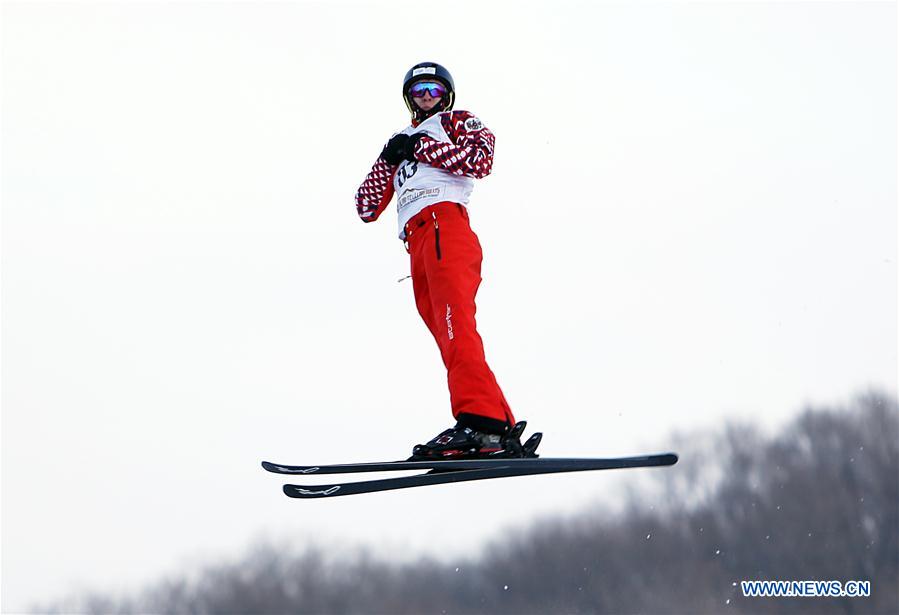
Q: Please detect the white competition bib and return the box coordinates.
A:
[393,113,475,238]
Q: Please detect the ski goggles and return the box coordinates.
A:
[408,81,447,98]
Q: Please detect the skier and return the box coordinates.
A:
[355,62,524,460]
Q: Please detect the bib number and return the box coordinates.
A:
[396,160,418,188]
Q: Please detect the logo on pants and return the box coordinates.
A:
[445,304,455,341]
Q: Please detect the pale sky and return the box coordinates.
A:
[2,0,896,610]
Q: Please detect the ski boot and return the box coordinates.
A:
[409,419,543,460]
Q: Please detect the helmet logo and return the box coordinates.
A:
[412,66,437,77]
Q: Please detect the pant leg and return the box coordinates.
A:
[410,230,442,347]
[409,203,515,426]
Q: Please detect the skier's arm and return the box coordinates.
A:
[410,111,495,179]
[355,157,397,222]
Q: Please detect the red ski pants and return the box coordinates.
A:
[405,202,515,426]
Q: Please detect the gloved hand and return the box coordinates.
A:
[403,132,430,161]
[380,134,410,165]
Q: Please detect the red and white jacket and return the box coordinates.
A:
[355,110,496,238]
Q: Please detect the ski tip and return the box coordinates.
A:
[659,452,679,466]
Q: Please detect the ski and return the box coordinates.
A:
[275,453,678,499]
[262,453,673,476]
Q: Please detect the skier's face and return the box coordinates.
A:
[409,81,444,112]
[412,91,441,112]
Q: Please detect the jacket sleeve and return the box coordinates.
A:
[355,156,397,222]
[411,111,495,179]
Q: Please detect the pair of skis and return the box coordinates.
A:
[262,453,679,499]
